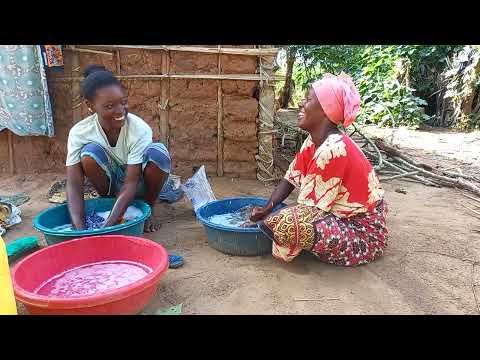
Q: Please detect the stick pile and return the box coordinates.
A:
[349,125,480,197]
[274,118,480,201]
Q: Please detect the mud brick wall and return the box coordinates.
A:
[0,46,260,179]
[0,131,9,173]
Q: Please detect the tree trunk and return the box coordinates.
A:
[279,48,296,109]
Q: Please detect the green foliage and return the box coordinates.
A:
[356,45,428,128]
[289,45,366,86]
[285,45,462,128]
[438,46,480,130]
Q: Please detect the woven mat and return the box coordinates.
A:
[0,193,30,207]
[47,179,99,204]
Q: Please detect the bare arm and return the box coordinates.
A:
[250,179,295,222]
[102,164,142,228]
[268,179,295,208]
[66,164,86,230]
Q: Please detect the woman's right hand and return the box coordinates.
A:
[249,180,294,223]
[249,201,274,222]
[66,164,87,231]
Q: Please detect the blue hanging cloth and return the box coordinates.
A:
[0,45,54,137]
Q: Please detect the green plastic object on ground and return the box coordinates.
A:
[155,303,183,315]
[6,236,39,261]
[0,193,30,207]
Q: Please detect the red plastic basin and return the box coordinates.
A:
[11,235,168,315]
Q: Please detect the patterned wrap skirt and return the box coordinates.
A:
[258,200,388,266]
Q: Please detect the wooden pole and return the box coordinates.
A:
[7,130,14,175]
[64,47,114,57]
[217,46,224,177]
[256,46,276,182]
[49,73,285,82]
[159,50,170,146]
[81,45,280,57]
[71,46,82,124]
[115,50,121,75]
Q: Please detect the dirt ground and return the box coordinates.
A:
[277,109,480,170]
[2,166,480,315]
[361,125,480,167]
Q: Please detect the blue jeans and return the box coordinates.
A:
[80,142,182,203]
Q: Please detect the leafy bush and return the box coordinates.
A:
[283,45,461,128]
[436,45,480,130]
[356,46,429,128]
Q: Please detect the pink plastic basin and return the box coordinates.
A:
[12,235,168,315]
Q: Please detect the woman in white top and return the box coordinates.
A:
[66,65,172,233]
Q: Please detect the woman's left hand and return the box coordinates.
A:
[249,201,274,222]
[240,220,258,228]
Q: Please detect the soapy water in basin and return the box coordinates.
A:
[53,206,143,232]
[207,205,257,228]
[34,261,152,298]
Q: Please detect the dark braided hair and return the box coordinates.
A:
[81,64,121,101]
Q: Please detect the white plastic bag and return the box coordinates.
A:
[181,165,216,214]
[0,202,22,227]
[158,174,184,203]
[0,201,21,236]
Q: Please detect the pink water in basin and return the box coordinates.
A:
[34,261,153,298]
[12,235,168,315]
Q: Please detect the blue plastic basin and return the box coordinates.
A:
[33,198,151,246]
[197,197,286,256]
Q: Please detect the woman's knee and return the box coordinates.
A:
[80,143,109,165]
[80,143,111,175]
[80,155,98,171]
[143,143,171,174]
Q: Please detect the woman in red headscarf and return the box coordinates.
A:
[250,73,388,266]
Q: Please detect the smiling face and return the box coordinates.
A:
[86,84,128,131]
[298,87,329,132]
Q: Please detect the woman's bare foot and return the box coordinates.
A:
[144,215,162,233]
[144,204,162,233]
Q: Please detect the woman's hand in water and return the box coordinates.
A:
[249,201,274,222]
[240,220,258,228]
[249,180,294,223]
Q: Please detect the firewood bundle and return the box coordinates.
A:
[349,125,479,196]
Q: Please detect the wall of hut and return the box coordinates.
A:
[0,45,277,180]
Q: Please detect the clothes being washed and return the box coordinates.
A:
[54,206,143,232]
[208,205,256,228]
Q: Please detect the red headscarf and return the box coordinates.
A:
[312,72,361,128]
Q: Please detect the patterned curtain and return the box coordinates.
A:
[0,45,54,137]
